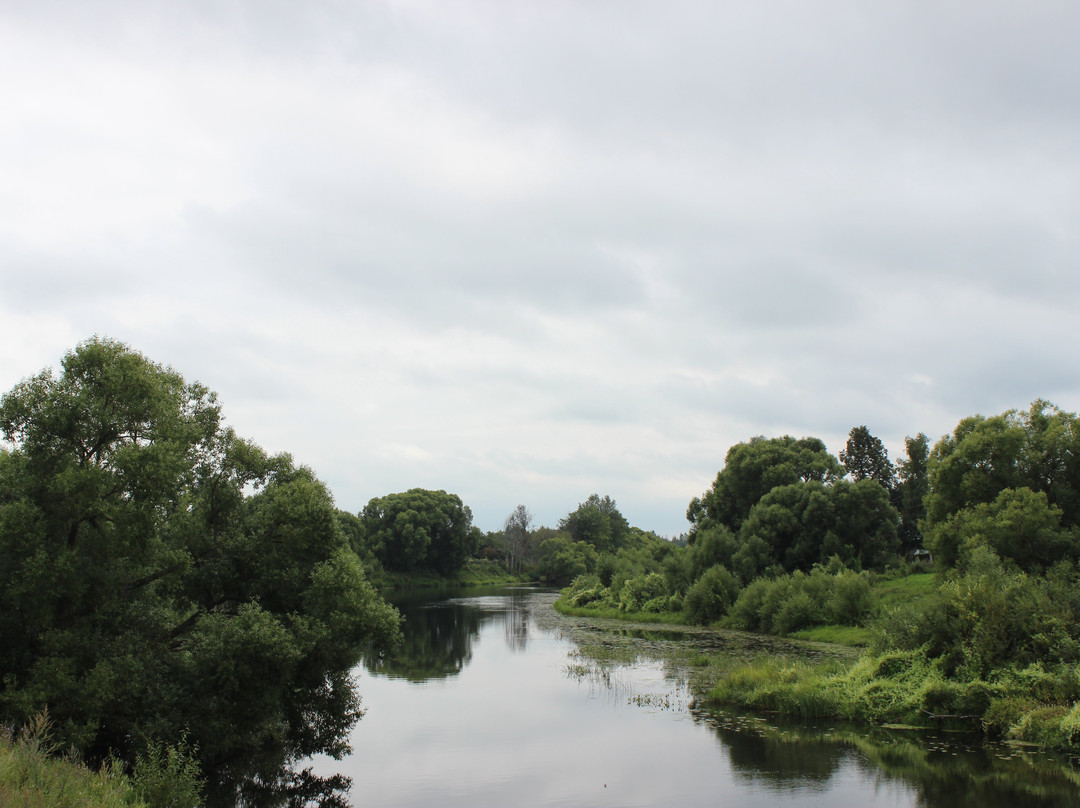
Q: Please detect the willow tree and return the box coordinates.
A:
[0,338,399,788]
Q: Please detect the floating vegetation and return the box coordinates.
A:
[540,588,1080,805]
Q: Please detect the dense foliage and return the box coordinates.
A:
[7,337,1080,768]
[687,436,843,534]
[925,400,1080,533]
[0,339,400,795]
[359,488,479,576]
[558,494,631,553]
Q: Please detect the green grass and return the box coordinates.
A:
[553,599,689,625]
[0,713,204,808]
[0,716,145,808]
[784,572,938,647]
[873,572,937,610]
[788,624,873,646]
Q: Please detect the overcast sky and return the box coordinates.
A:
[2,0,1078,537]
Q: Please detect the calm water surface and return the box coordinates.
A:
[308,587,1080,807]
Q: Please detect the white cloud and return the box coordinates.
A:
[2,0,1079,535]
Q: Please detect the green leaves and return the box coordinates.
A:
[689,435,844,535]
[360,489,476,575]
[925,400,1080,568]
[0,338,399,787]
[840,426,894,489]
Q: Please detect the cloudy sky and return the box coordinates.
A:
[2,1,1078,537]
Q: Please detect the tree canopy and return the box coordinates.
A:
[360,488,478,575]
[840,425,894,490]
[894,433,929,550]
[0,338,400,790]
[734,478,900,578]
[687,435,844,535]
[558,494,630,553]
[926,401,1080,538]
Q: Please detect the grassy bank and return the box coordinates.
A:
[555,569,938,647]
[557,568,1080,753]
[0,714,203,808]
[553,599,689,625]
[698,648,1080,751]
[375,558,529,590]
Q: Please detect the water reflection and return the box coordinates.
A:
[696,712,1080,807]
[307,587,1080,808]
[204,668,362,807]
[362,587,534,680]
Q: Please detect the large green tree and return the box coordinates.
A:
[734,478,900,578]
[926,487,1080,572]
[0,339,399,787]
[359,488,477,575]
[558,494,630,553]
[839,425,894,490]
[926,401,1080,537]
[687,435,843,535]
[894,433,930,551]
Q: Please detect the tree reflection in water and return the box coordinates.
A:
[562,609,1080,808]
[696,711,1080,808]
[264,588,1080,808]
[363,587,534,681]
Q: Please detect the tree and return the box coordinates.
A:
[559,494,630,553]
[925,487,1080,572]
[925,401,1080,540]
[502,504,532,573]
[839,425,894,490]
[360,488,477,575]
[926,412,1027,527]
[687,435,843,535]
[535,532,597,585]
[894,433,929,551]
[735,479,900,577]
[0,338,400,785]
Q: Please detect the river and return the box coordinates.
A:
[306,586,1080,807]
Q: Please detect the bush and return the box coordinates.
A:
[618,573,668,613]
[724,565,868,635]
[726,578,772,632]
[825,569,874,625]
[563,574,611,608]
[877,547,1080,677]
[772,590,818,634]
[683,565,739,625]
[132,736,204,808]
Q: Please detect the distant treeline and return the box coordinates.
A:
[5,335,1080,805]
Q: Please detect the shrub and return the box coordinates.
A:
[725,578,772,632]
[618,573,668,612]
[683,565,739,625]
[724,565,867,635]
[824,570,874,625]
[772,590,818,634]
[877,547,1080,677]
[132,735,204,808]
[564,574,610,607]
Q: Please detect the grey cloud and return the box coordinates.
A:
[3,0,1080,538]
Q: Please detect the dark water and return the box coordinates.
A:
[306,587,1080,807]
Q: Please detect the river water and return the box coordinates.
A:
[307,586,1080,807]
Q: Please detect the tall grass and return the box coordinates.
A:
[703,648,1080,750]
[0,712,204,808]
[0,713,145,808]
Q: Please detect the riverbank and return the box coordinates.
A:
[549,585,1080,755]
[374,558,529,590]
[0,714,202,808]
